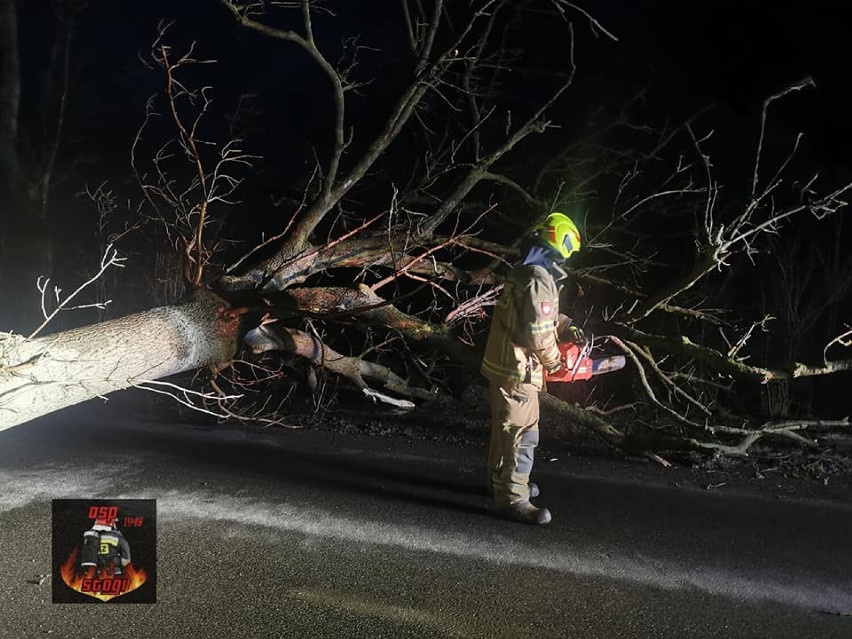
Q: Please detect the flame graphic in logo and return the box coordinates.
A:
[60,547,148,602]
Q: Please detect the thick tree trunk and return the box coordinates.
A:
[0,294,240,430]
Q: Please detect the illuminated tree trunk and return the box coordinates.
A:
[0,294,240,430]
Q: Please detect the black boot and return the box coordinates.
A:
[497,500,552,525]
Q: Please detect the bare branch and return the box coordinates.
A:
[243,323,434,408]
[548,1,619,41]
[28,245,126,340]
[751,77,815,197]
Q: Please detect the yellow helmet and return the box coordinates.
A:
[538,212,581,259]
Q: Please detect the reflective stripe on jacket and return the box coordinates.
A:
[480,264,562,389]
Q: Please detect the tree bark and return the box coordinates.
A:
[0,293,240,430]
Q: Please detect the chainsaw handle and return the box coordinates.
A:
[544,341,593,383]
[564,324,587,346]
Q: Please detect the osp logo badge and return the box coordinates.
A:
[52,499,157,604]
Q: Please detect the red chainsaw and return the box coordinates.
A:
[544,340,626,383]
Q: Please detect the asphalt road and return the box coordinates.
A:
[1,399,851,638]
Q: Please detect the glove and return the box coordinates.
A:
[545,359,563,375]
[565,324,586,345]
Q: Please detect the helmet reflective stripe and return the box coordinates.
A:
[547,227,558,245]
[564,227,580,255]
[538,212,581,259]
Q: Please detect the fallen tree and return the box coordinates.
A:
[1,1,850,460]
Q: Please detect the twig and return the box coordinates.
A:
[28,245,126,340]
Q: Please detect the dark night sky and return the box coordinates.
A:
[14,1,852,237]
[18,4,852,143]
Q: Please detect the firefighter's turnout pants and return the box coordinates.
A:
[487,380,540,506]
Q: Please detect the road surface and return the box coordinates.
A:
[1,398,851,638]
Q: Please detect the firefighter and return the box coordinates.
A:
[79,518,132,576]
[481,212,582,525]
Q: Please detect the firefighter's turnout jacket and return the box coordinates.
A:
[480,263,565,389]
[80,524,132,576]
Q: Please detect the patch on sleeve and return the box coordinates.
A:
[540,301,554,317]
